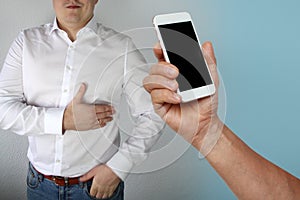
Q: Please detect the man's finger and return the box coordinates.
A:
[97,117,113,126]
[94,105,114,114]
[79,167,96,182]
[101,192,109,199]
[153,43,165,62]
[90,183,98,197]
[107,191,114,198]
[202,41,219,87]
[73,83,87,103]
[151,89,181,105]
[202,41,216,65]
[96,111,114,119]
[149,63,179,78]
[143,75,178,92]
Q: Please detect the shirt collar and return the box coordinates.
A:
[49,18,60,35]
[49,16,98,35]
[84,16,98,33]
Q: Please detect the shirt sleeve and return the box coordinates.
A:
[0,31,65,136]
[106,39,165,180]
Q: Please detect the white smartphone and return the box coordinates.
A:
[153,12,215,102]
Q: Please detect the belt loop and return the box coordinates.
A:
[64,177,69,186]
[38,173,44,182]
[79,178,84,188]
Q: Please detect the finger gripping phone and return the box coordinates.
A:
[153,12,215,102]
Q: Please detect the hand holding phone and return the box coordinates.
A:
[153,12,215,102]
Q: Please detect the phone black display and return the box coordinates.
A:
[158,21,212,92]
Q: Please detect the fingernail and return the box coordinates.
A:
[173,93,181,101]
[154,43,161,49]
[167,80,177,88]
[108,106,113,111]
[167,68,177,76]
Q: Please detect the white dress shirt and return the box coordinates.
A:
[0,17,163,180]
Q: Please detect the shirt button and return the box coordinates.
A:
[67,65,71,70]
[63,89,68,93]
[56,159,60,163]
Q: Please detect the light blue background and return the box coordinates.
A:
[1,0,300,199]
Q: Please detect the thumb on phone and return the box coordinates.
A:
[153,43,165,62]
[202,42,219,88]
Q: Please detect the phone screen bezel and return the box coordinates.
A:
[153,12,215,102]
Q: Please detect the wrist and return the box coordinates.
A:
[193,116,224,156]
[62,105,73,131]
[104,164,121,181]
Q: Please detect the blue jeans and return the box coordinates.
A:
[27,163,124,200]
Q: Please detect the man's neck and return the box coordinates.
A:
[57,16,93,42]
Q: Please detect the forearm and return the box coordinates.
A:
[0,98,64,136]
[206,124,300,199]
[107,112,163,180]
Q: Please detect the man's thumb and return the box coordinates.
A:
[153,42,165,62]
[80,167,96,182]
[73,83,86,103]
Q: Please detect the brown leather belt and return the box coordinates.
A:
[35,167,81,186]
[43,175,80,186]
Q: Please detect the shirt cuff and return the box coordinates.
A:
[106,151,134,181]
[44,107,65,135]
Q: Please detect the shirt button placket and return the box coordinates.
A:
[54,44,75,175]
[60,44,75,106]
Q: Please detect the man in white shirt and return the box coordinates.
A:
[0,0,163,199]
